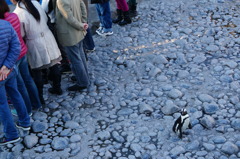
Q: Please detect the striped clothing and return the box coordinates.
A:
[4,12,27,60]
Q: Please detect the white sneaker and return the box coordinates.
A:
[97,30,113,36]
[96,27,103,35]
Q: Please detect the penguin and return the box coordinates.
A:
[172,108,192,138]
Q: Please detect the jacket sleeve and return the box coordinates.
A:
[3,26,21,69]
[80,0,87,23]
[57,0,85,31]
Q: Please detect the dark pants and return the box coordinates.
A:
[32,64,61,100]
[83,27,95,51]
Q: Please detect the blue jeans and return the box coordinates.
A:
[96,2,112,32]
[83,27,95,50]
[64,40,90,87]
[16,56,41,113]
[0,69,30,140]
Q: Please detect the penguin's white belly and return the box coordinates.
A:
[182,118,190,131]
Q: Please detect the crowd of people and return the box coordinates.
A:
[0,0,138,145]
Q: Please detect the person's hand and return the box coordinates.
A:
[0,65,10,81]
[83,23,88,30]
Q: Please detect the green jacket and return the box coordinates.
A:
[56,0,87,46]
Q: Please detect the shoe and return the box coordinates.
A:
[60,65,72,74]
[85,47,95,53]
[0,137,21,145]
[119,11,132,26]
[67,84,87,91]
[96,27,103,35]
[112,9,123,23]
[97,30,113,36]
[11,109,18,116]
[16,123,31,131]
[48,87,63,95]
[71,76,77,82]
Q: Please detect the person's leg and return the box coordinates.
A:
[98,2,113,35]
[31,69,45,105]
[6,70,30,128]
[16,62,32,115]
[83,27,95,51]
[48,64,62,95]
[128,0,137,17]
[116,0,129,12]
[0,73,19,141]
[65,41,90,90]
[19,56,42,110]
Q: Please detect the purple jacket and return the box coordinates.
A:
[0,20,20,69]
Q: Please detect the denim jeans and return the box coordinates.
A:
[95,2,112,32]
[83,27,95,51]
[64,40,90,87]
[16,56,41,113]
[0,69,30,140]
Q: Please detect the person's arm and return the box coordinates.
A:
[57,0,85,30]
[0,26,20,80]
[80,0,87,23]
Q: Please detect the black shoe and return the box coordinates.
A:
[119,11,132,26]
[60,65,72,74]
[112,9,123,23]
[71,76,77,82]
[48,87,63,95]
[0,137,21,145]
[67,84,87,91]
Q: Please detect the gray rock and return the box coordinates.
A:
[230,96,239,104]
[32,112,47,121]
[203,104,219,114]
[170,146,185,156]
[212,136,227,144]
[168,89,183,99]
[48,102,60,109]
[97,131,111,140]
[221,142,239,155]
[186,140,200,151]
[70,134,81,143]
[175,53,187,65]
[130,143,142,152]
[200,115,216,129]
[223,60,238,69]
[206,45,219,52]
[51,137,69,150]
[32,121,48,133]
[149,67,161,77]
[231,119,240,130]
[198,94,214,103]
[24,135,38,149]
[153,55,168,64]
[139,88,151,96]
[203,143,215,151]
[177,70,189,79]
[161,100,179,115]
[193,54,207,64]
[139,103,153,115]
[39,138,52,145]
[117,108,133,116]
[60,129,71,137]
[112,131,125,143]
[64,121,80,129]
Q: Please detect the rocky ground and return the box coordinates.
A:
[1,0,240,158]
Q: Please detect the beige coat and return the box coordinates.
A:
[14,0,61,69]
[56,0,87,47]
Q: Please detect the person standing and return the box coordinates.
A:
[91,0,113,36]
[11,0,63,104]
[112,0,131,26]
[0,19,30,145]
[56,0,90,91]
[0,0,42,115]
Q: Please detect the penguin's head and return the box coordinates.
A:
[181,108,188,116]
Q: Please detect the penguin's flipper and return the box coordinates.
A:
[188,123,192,129]
[172,117,181,132]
